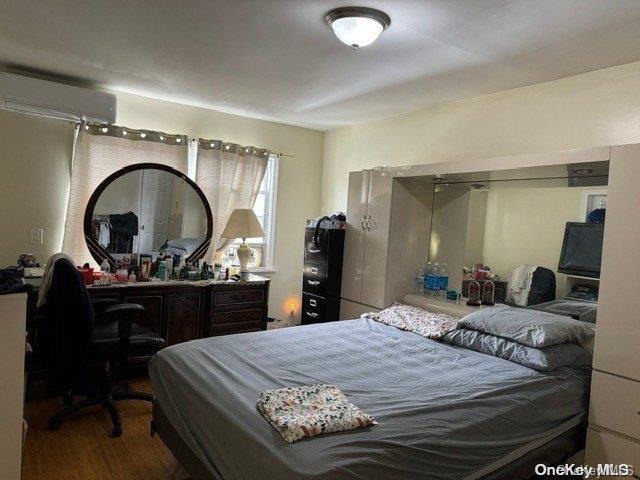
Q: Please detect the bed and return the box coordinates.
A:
[149,316,590,480]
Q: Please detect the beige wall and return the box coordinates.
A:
[323,60,640,213]
[0,92,324,323]
[481,186,592,297]
[93,170,141,217]
[0,111,73,266]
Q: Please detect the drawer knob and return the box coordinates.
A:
[306,312,318,317]
[307,280,320,286]
[308,249,321,254]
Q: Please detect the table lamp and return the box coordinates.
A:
[220,208,265,272]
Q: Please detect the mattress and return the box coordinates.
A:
[149,318,590,480]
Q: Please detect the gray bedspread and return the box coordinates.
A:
[149,319,590,480]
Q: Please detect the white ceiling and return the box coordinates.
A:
[3,0,640,130]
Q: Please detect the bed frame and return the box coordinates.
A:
[151,398,586,480]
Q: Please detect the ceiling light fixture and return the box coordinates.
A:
[324,6,391,51]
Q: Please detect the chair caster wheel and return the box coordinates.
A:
[48,420,61,431]
[111,425,122,437]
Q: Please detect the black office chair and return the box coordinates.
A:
[39,257,165,437]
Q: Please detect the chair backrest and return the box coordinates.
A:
[40,258,95,385]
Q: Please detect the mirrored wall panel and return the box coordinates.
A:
[427,161,608,320]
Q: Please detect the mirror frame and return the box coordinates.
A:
[84,163,213,268]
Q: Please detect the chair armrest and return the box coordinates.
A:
[92,298,121,323]
[105,303,145,341]
[105,303,145,315]
[91,297,120,308]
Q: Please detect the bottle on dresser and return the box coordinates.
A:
[424,262,433,295]
[432,263,441,295]
[439,263,449,297]
[416,267,425,294]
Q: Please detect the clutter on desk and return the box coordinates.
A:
[0,266,29,294]
[306,212,346,230]
[463,263,500,282]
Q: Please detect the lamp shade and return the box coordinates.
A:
[220,208,265,239]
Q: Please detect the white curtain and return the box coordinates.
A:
[61,125,188,265]
[196,140,269,260]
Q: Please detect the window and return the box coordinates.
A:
[220,154,279,271]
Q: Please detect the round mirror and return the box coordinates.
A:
[84,163,212,267]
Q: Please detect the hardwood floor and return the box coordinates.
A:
[22,378,188,480]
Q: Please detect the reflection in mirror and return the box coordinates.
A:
[91,169,207,258]
[428,162,608,321]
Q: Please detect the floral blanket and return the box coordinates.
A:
[362,303,460,339]
[257,384,375,443]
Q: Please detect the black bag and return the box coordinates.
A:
[527,267,556,306]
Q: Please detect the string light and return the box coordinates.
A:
[84,125,89,131]
[101,127,108,133]
[176,138,182,143]
[210,142,215,148]
[122,130,127,136]
[140,132,147,138]
[159,135,164,141]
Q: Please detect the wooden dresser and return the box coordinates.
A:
[585,145,640,472]
[26,275,269,376]
[88,276,269,344]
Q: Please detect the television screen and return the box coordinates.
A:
[558,222,604,278]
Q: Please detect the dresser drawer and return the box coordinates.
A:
[590,371,640,441]
[302,293,326,324]
[213,289,264,307]
[212,308,263,325]
[586,427,639,474]
[303,262,328,296]
[211,322,263,336]
[304,228,328,263]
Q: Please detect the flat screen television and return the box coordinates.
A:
[557,222,604,278]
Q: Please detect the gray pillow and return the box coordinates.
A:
[459,304,595,348]
[442,328,592,372]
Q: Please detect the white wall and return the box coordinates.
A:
[323,60,640,213]
[0,92,324,323]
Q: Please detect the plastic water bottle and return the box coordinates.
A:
[416,268,425,294]
[440,263,449,296]
[432,263,441,294]
[424,262,433,294]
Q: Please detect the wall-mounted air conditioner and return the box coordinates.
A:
[0,72,116,124]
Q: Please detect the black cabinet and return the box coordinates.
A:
[301,227,344,324]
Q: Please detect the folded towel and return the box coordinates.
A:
[257,384,375,443]
[362,302,459,339]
